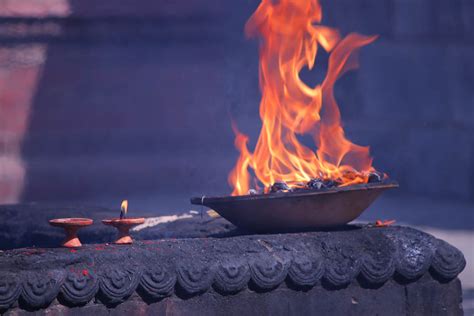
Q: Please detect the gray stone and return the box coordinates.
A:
[402,127,473,199]
[434,0,464,37]
[5,277,463,315]
[462,0,474,38]
[393,0,435,38]
[359,40,451,122]
[321,0,393,36]
[0,225,466,314]
[444,46,474,127]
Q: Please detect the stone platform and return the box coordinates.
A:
[0,225,466,315]
[0,203,235,250]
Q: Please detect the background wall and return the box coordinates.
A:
[0,0,473,208]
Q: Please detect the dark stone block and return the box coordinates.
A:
[406,275,463,316]
[359,41,450,122]
[67,0,231,19]
[26,277,457,316]
[393,0,436,38]
[22,152,235,201]
[462,0,474,38]
[401,127,472,199]
[343,123,474,201]
[321,0,393,36]
[445,46,474,127]
[0,203,235,250]
[0,222,466,314]
[434,0,464,37]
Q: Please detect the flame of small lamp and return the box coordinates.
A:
[120,200,128,219]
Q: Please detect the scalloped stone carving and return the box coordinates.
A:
[323,243,361,287]
[250,254,289,290]
[140,266,176,299]
[21,270,65,308]
[177,262,215,295]
[0,226,467,312]
[392,231,434,279]
[0,273,21,310]
[288,253,324,287]
[99,266,140,304]
[359,236,396,284]
[431,239,466,280]
[60,269,99,305]
[360,252,395,284]
[214,258,250,293]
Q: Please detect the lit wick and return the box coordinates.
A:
[120,200,128,219]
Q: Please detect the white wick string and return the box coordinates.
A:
[200,195,206,219]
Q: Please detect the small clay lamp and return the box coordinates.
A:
[48,218,93,248]
[102,200,145,244]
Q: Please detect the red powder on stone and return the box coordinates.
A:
[22,249,42,256]
[375,219,396,227]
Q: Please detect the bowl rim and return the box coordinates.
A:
[191,180,399,205]
[102,217,145,225]
[48,218,93,226]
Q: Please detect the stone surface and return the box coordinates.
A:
[434,0,464,38]
[0,225,466,314]
[321,0,394,36]
[393,0,435,38]
[4,276,464,316]
[0,203,235,250]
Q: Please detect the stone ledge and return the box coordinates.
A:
[0,226,466,312]
[4,275,465,315]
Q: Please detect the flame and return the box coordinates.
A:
[121,200,128,215]
[229,0,378,195]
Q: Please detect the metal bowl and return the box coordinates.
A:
[191,181,398,232]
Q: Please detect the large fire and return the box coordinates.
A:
[229,0,379,196]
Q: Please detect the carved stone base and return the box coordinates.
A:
[0,226,466,315]
[8,275,464,316]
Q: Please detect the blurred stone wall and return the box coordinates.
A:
[0,0,472,204]
[321,0,474,200]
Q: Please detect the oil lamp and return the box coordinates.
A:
[102,200,145,244]
[48,218,93,247]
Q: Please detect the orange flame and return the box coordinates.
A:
[229,0,378,196]
[121,200,128,215]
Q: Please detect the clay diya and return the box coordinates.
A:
[102,218,145,244]
[48,218,93,248]
[102,200,145,244]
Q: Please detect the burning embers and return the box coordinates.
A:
[229,0,385,196]
[258,170,385,194]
